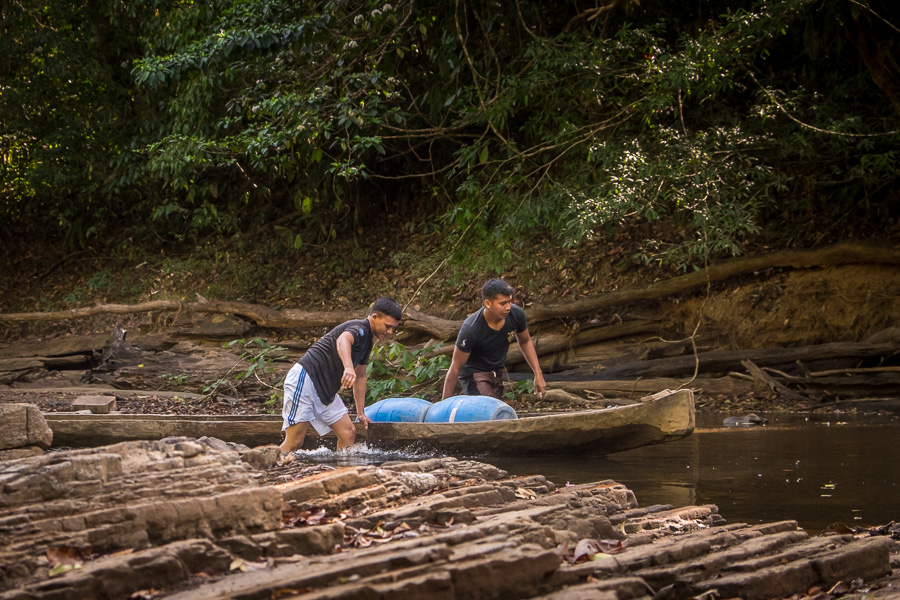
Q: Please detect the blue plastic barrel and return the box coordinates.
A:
[424,395,518,423]
[364,397,433,422]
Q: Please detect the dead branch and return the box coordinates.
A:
[741,359,808,402]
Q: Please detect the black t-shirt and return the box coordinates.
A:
[455,304,528,376]
[299,318,373,405]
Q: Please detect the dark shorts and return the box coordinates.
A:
[458,370,505,399]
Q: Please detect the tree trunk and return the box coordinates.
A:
[573,336,900,380]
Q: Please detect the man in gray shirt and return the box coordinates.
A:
[441,279,546,400]
[281,297,402,453]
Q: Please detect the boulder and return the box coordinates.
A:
[0,404,52,450]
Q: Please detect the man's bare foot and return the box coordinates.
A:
[278,451,297,465]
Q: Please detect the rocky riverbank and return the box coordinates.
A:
[1,422,898,600]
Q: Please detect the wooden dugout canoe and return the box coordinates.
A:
[43,412,283,449]
[365,388,694,455]
[43,388,694,456]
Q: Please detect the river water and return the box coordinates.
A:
[487,412,900,533]
[300,411,900,533]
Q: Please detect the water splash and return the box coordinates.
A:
[289,443,442,466]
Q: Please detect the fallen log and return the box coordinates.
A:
[0,355,93,371]
[0,355,94,386]
[424,319,661,363]
[527,240,900,323]
[529,338,704,373]
[802,397,900,412]
[808,366,900,377]
[0,333,109,360]
[728,372,900,397]
[0,300,461,340]
[513,319,661,363]
[581,338,900,380]
[544,376,760,397]
[3,241,898,340]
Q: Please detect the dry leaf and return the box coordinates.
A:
[46,546,88,566]
[572,539,603,563]
[514,487,537,499]
[826,522,855,534]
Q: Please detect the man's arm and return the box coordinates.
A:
[515,329,546,397]
[336,331,358,389]
[441,346,470,400]
[352,363,370,428]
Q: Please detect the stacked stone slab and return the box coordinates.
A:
[0,439,895,600]
[0,404,53,460]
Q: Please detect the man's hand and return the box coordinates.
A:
[341,366,357,388]
[357,413,372,429]
[534,373,547,399]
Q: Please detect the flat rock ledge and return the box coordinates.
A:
[0,439,896,600]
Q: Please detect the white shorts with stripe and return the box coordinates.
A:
[282,363,348,435]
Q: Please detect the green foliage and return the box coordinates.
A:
[63,288,88,306]
[0,0,158,245]
[204,337,288,398]
[2,0,899,270]
[161,373,190,387]
[87,270,114,291]
[439,0,900,269]
[365,342,450,404]
[231,337,288,381]
[504,380,535,402]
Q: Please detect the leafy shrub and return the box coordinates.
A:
[365,342,450,404]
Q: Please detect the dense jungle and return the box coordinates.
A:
[1,0,899,413]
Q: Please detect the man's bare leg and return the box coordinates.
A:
[280,422,309,453]
[330,414,357,449]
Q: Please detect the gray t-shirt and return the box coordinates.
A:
[455,304,528,376]
[299,319,373,404]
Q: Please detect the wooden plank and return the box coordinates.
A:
[44,415,285,448]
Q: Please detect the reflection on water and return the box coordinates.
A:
[293,413,899,533]
[488,413,900,533]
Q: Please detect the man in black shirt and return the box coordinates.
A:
[280,297,402,453]
[441,279,546,400]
